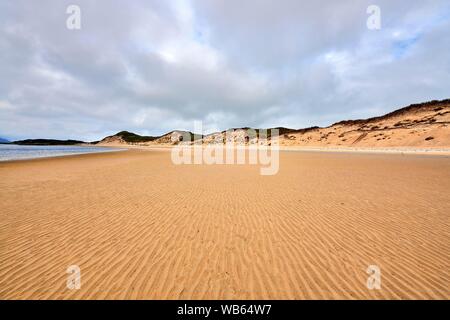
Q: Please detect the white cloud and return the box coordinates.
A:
[0,0,449,140]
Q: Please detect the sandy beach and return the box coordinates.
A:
[0,149,449,299]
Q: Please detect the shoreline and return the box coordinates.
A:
[2,143,450,164]
[95,143,450,156]
[278,146,450,156]
[0,144,126,163]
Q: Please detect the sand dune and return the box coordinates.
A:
[278,100,450,148]
[96,99,450,150]
[0,150,449,299]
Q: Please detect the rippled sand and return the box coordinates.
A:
[0,149,449,299]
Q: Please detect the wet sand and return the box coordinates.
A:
[0,149,449,299]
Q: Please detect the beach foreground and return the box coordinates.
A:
[0,149,449,299]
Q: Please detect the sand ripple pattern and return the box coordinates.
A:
[0,150,449,299]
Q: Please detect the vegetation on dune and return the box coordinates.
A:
[188,132,204,141]
[112,131,158,143]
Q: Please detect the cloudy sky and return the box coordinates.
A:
[1,0,449,141]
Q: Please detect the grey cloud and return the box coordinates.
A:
[0,0,449,141]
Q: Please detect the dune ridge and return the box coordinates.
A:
[95,99,450,149]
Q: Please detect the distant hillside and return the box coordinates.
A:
[96,99,449,148]
[0,137,10,143]
[96,130,203,145]
[96,131,158,145]
[13,139,85,146]
[153,130,202,144]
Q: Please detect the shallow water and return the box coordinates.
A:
[0,144,123,161]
